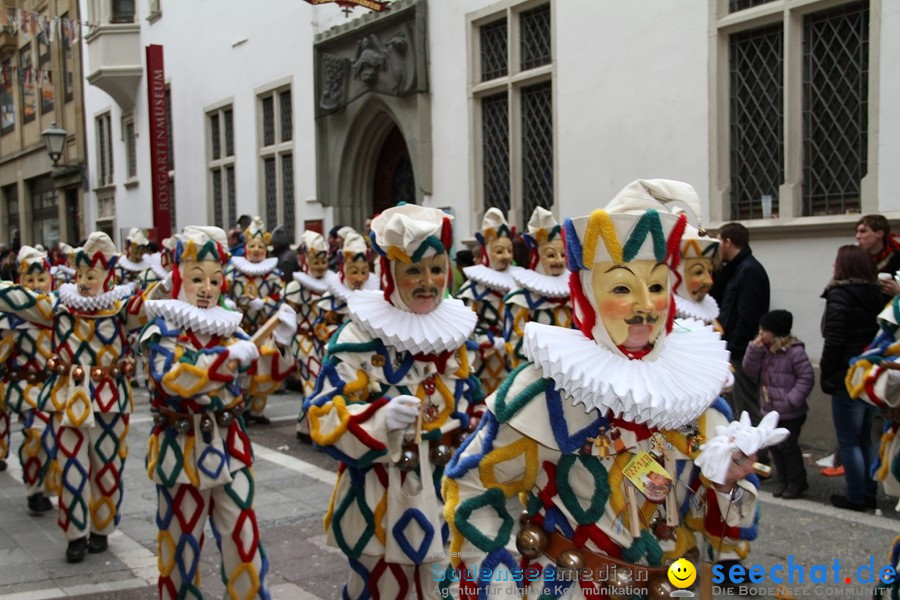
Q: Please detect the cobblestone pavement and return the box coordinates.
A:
[0,389,897,599]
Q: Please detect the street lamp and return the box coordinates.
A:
[42,122,68,166]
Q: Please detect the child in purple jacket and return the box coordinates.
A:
[743,309,814,498]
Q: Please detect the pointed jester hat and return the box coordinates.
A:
[563,179,697,358]
[475,207,515,268]
[369,203,453,311]
[171,226,230,301]
[675,221,718,293]
[75,232,119,291]
[244,216,270,250]
[523,206,562,274]
[339,231,370,282]
[17,244,51,276]
[296,230,328,273]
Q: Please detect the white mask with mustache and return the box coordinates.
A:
[388,259,445,313]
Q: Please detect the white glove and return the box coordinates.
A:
[273,303,298,346]
[492,337,506,353]
[227,339,260,367]
[162,272,173,292]
[223,297,237,311]
[695,411,789,485]
[384,395,421,431]
[249,297,265,312]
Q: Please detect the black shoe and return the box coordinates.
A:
[773,486,786,498]
[831,494,866,511]
[782,487,806,500]
[865,496,878,509]
[0,459,6,472]
[66,537,88,563]
[88,533,108,554]
[296,431,312,444]
[247,414,270,425]
[27,493,53,514]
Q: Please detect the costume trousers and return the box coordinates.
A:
[295,332,318,435]
[19,409,57,496]
[56,412,129,540]
[771,414,807,492]
[344,556,440,600]
[156,467,269,600]
[0,404,9,462]
[246,394,268,418]
[832,390,878,503]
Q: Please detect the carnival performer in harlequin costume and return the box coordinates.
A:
[226,217,284,425]
[502,207,571,370]
[306,204,484,600]
[116,228,153,286]
[0,305,12,473]
[673,223,720,330]
[0,232,139,563]
[0,246,60,515]
[457,208,523,395]
[285,230,339,442]
[140,226,296,600]
[51,242,76,287]
[441,180,788,600]
[142,236,175,289]
[312,231,380,349]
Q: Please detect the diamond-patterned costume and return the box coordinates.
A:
[306,301,483,600]
[502,274,572,370]
[116,256,153,287]
[226,256,284,418]
[458,272,518,395]
[0,281,140,541]
[141,305,293,599]
[0,310,59,497]
[0,323,12,466]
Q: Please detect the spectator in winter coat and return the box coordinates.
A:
[821,244,884,511]
[712,223,771,446]
[743,310,814,499]
[855,214,900,301]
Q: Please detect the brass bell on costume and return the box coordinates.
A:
[518,509,531,526]
[199,415,214,433]
[514,524,548,559]
[555,548,584,578]
[109,367,120,378]
[429,443,453,466]
[397,448,419,471]
[152,413,167,427]
[47,356,57,370]
[91,367,103,382]
[217,411,235,427]
[607,568,635,600]
[26,373,37,384]
[123,359,135,378]
[647,578,676,600]
[452,429,470,447]
[174,418,192,434]
[72,366,85,382]
[56,361,68,375]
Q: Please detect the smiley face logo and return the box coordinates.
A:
[668,558,697,589]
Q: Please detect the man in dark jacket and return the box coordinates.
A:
[712,222,771,438]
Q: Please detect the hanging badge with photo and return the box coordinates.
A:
[622,450,673,504]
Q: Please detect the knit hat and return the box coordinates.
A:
[523,206,562,273]
[475,207,515,268]
[563,179,694,357]
[369,203,453,311]
[759,309,792,337]
[17,245,51,275]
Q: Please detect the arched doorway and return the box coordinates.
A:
[372,125,415,215]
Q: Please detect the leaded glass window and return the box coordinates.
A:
[520,5,551,71]
[224,109,234,156]
[480,19,507,81]
[210,114,221,160]
[729,24,783,220]
[264,158,277,228]
[263,96,275,147]
[803,1,869,216]
[729,0,776,12]
[226,167,236,227]
[282,154,294,236]
[212,169,223,228]
[280,91,293,143]
[522,82,553,219]
[482,93,510,214]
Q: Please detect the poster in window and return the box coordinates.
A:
[20,44,35,124]
[38,30,53,114]
[1,61,14,135]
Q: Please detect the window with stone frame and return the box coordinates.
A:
[471,1,554,228]
[258,86,294,236]
[96,112,114,187]
[724,0,869,219]
[207,105,236,229]
[123,114,137,181]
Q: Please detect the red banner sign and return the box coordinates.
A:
[146,45,171,239]
[303,0,388,12]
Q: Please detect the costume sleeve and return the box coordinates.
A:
[440,410,536,596]
[740,342,765,380]
[260,271,284,319]
[304,329,393,467]
[502,296,528,368]
[0,283,55,328]
[140,321,241,400]
[244,339,295,396]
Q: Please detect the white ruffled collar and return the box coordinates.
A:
[147,253,169,281]
[230,256,278,277]
[144,299,243,337]
[118,256,151,272]
[58,282,133,312]
[463,264,523,293]
[522,319,731,430]
[674,294,719,324]
[363,273,380,290]
[51,265,75,277]
[512,269,570,298]
[347,289,477,355]
[331,273,381,302]
[293,270,339,295]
